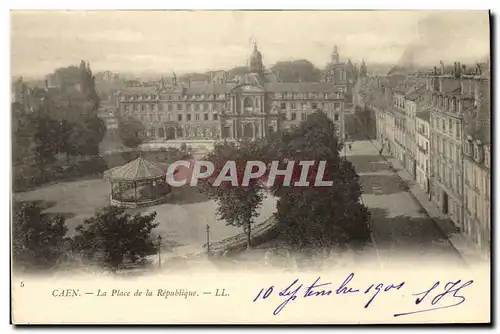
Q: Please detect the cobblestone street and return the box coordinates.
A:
[346,140,466,267]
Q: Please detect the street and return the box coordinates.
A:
[346,140,466,267]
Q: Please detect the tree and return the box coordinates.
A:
[81,114,106,155]
[73,206,159,270]
[30,109,61,173]
[12,201,68,270]
[264,111,370,254]
[199,141,265,249]
[58,119,75,163]
[118,116,145,148]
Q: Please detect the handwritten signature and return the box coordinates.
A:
[253,273,473,317]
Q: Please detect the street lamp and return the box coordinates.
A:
[157,235,162,269]
[206,224,211,255]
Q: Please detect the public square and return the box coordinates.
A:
[13,172,278,260]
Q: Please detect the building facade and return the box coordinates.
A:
[393,90,407,166]
[462,76,490,251]
[115,44,346,142]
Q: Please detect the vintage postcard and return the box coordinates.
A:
[10,10,491,324]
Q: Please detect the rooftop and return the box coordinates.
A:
[105,156,170,181]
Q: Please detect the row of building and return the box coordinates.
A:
[356,62,491,252]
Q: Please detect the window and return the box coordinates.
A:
[195,114,200,121]
[334,113,339,121]
[213,114,218,121]
[280,102,286,110]
[203,103,209,111]
[312,102,317,110]
[167,114,171,122]
[186,103,191,111]
[204,114,209,121]
[151,104,156,112]
[167,104,172,112]
[291,103,297,110]
[442,119,445,131]
[177,104,183,111]
[334,103,341,110]
[456,123,460,139]
[177,114,183,121]
[194,104,199,111]
[448,119,452,134]
[291,112,296,121]
[187,114,192,121]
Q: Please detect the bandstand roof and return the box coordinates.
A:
[105,156,168,181]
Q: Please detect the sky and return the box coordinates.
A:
[11,10,490,78]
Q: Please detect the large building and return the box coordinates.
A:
[115,44,347,142]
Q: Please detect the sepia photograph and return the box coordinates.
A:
[10,10,491,324]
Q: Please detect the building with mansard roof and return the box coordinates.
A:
[322,45,358,109]
[114,43,346,142]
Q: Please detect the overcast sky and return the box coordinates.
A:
[11,10,490,78]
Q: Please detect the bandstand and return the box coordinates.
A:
[104,156,172,208]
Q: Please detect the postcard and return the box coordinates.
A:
[10,10,491,324]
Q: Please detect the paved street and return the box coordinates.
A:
[346,140,466,268]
